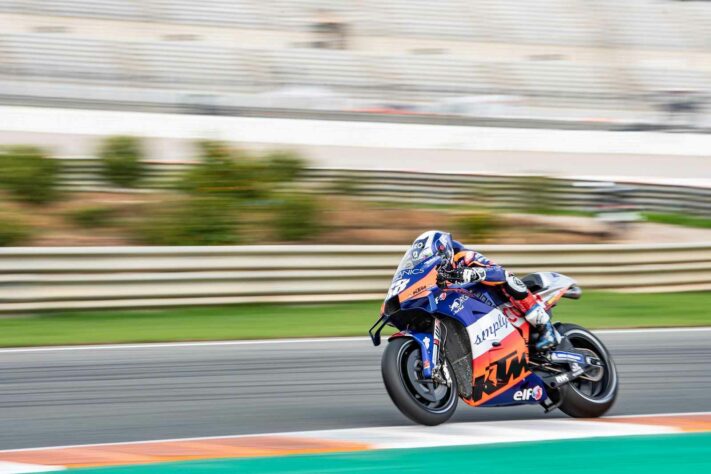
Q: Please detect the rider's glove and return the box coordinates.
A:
[442,266,487,283]
[461,267,487,283]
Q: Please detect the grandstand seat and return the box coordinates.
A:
[0,0,710,120]
[0,34,127,83]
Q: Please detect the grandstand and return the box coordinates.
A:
[0,0,709,124]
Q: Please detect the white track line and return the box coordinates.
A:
[0,462,63,473]
[0,411,707,454]
[0,337,366,353]
[293,419,677,449]
[0,327,709,353]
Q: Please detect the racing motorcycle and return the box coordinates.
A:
[370,242,618,425]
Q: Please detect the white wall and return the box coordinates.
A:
[1,106,710,182]
[3,105,711,156]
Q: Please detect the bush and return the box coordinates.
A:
[0,146,60,204]
[270,194,321,242]
[159,142,314,244]
[133,197,240,245]
[66,205,117,229]
[180,142,308,201]
[329,175,361,196]
[180,141,273,201]
[0,209,32,246]
[453,211,502,243]
[98,136,146,188]
[263,150,307,183]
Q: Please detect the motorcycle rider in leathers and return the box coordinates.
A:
[437,232,558,350]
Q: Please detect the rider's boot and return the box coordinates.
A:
[533,318,557,351]
[510,293,558,351]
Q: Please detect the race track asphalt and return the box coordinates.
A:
[0,328,709,450]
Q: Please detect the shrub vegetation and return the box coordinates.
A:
[270,193,321,242]
[132,196,240,246]
[0,145,60,204]
[144,141,317,244]
[98,136,146,188]
[66,205,117,229]
[0,206,32,246]
[454,211,502,243]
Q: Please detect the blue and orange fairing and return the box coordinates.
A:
[372,232,554,407]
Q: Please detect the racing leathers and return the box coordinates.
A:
[449,240,558,350]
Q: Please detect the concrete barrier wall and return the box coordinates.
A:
[4,105,711,156]
[0,243,709,313]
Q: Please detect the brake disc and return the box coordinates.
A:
[409,354,446,402]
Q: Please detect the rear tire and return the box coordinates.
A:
[381,337,458,426]
[554,323,618,418]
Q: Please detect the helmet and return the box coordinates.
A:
[409,230,453,266]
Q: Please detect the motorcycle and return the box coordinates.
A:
[369,243,618,426]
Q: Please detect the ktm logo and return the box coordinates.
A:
[473,351,529,401]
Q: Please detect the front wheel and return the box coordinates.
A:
[381,337,458,426]
[552,323,619,418]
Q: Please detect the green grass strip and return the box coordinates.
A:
[0,291,709,347]
[642,212,711,229]
[73,432,711,473]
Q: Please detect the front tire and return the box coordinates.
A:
[553,323,618,418]
[381,337,458,426]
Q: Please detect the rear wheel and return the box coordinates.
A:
[553,323,618,418]
[381,337,458,426]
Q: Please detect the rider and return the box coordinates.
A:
[432,230,558,350]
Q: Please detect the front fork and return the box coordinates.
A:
[431,318,442,375]
[388,317,448,384]
[432,318,453,387]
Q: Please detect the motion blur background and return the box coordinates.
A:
[0,0,709,317]
[0,0,710,295]
[0,0,710,464]
[2,0,711,126]
[0,0,710,248]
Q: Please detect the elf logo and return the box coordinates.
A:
[513,386,544,401]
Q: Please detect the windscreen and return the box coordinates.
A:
[396,243,433,274]
[385,231,453,301]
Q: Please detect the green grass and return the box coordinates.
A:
[642,212,711,229]
[0,291,708,347]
